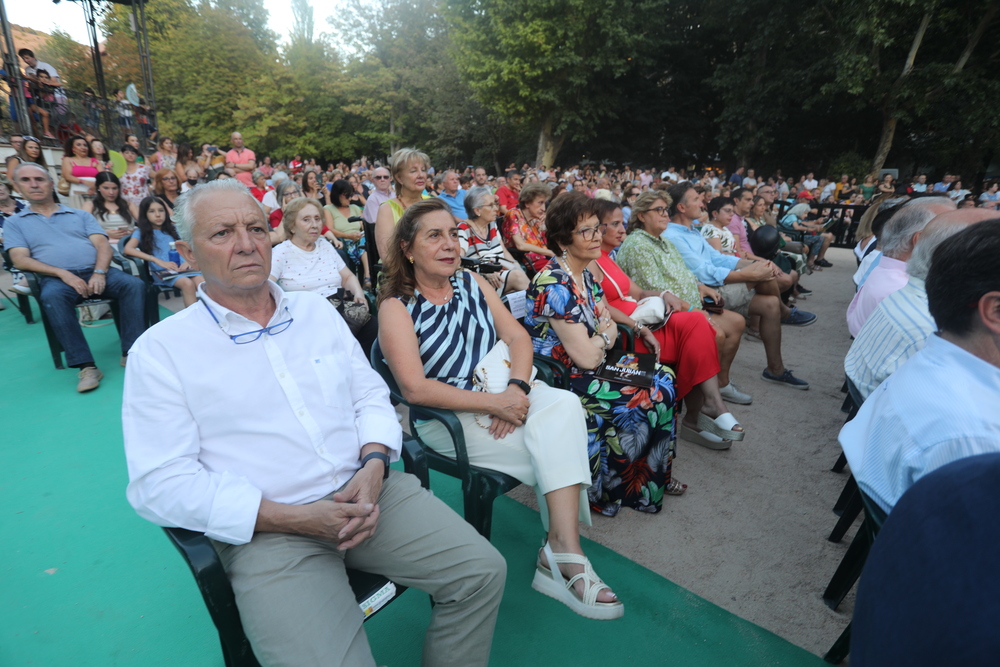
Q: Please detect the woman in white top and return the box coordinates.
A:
[83,172,138,241]
[700,196,738,255]
[270,197,376,352]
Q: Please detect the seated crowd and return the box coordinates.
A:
[4,132,1000,665]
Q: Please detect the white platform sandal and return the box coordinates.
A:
[531,542,624,620]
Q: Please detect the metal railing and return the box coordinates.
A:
[2,81,157,150]
[775,200,871,249]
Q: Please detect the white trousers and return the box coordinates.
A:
[415,382,592,527]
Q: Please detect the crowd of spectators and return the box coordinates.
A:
[3,113,1000,661]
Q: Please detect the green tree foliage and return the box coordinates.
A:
[44,28,96,90]
[443,0,657,167]
[76,0,999,177]
[821,0,1000,175]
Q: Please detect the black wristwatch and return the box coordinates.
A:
[361,452,390,480]
[508,378,531,395]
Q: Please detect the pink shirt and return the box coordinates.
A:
[226,148,256,187]
[726,214,751,255]
[846,256,909,336]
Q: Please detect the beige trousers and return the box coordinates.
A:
[212,471,506,667]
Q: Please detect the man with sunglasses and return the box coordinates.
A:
[361,166,395,227]
[123,179,505,667]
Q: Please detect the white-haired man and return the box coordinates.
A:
[846,196,955,336]
[123,180,505,667]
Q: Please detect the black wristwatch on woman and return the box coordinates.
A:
[508,378,531,395]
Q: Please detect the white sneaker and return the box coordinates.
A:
[720,381,753,405]
[11,283,31,295]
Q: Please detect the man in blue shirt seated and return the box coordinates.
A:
[665,182,811,389]
[437,170,468,222]
[840,218,1000,513]
[4,163,146,392]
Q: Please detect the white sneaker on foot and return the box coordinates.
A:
[720,381,753,405]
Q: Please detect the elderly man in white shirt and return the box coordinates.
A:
[122,179,505,667]
[845,208,994,399]
[846,196,955,336]
[840,219,1000,513]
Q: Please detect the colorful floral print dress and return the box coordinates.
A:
[524,258,677,516]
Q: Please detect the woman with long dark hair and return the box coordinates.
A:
[123,196,203,306]
[173,142,202,184]
[324,178,369,286]
[302,169,329,206]
[82,171,137,241]
[61,134,100,209]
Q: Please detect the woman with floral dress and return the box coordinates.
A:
[118,144,151,209]
[524,191,682,517]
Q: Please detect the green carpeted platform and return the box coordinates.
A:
[1,305,824,666]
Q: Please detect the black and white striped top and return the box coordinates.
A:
[402,270,496,390]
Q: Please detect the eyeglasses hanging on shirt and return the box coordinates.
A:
[200,299,294,344]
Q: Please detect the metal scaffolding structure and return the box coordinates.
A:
[0,0,157,142]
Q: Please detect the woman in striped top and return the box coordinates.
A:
[458,186,529,295]
[378,198,623,620]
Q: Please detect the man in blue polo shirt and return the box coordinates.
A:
[437,170,468,221]
[5,163,146,392]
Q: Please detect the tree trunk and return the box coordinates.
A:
[870,111,897,177]
[389,114,399,155]
[535,115,565,168]
[953,4,997,73]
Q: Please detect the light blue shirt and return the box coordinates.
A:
[845,277,934,400]
[840,334,1000,512]
[3,204,106,271]
[438,189,467,220]
[663,222,739,287]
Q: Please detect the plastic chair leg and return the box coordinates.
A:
[823,622,851,664]
[831,451,848,473]
[823,521,872,610]
[18,293,34,323]
[832,475,858,516]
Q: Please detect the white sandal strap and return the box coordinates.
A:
[542,543,612,606]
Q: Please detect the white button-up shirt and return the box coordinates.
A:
[123,281,401,545]
[840,334,1000,512]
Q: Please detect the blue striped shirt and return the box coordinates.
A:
[404,270,496,390]
[845,277,934,400]
[840,334,1000,512]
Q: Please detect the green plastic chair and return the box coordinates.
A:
[372,340,559,540]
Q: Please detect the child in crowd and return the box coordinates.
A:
[123,196,203,307]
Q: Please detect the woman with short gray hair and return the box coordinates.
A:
[458,186,529,294]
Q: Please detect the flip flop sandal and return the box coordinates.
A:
[680,423,732,450]
[697,411,746,441]
[532,543,624,620]
[666,479,687,496]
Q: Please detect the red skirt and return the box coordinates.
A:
[634,311,720,399]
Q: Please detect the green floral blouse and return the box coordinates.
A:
[616,229,703,309]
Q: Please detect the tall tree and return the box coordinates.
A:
[823,0,1000,174]
[290,0,315,46]
[43,28,96,90]
[443,0,655,167]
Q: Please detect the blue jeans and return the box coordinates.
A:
[38,268,146,367]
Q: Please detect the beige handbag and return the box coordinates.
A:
[57,176,71,197]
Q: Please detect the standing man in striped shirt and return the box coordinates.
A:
[840,218,1000,513]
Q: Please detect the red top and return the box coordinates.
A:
[595,252,638,316]
[495,185,519,212]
